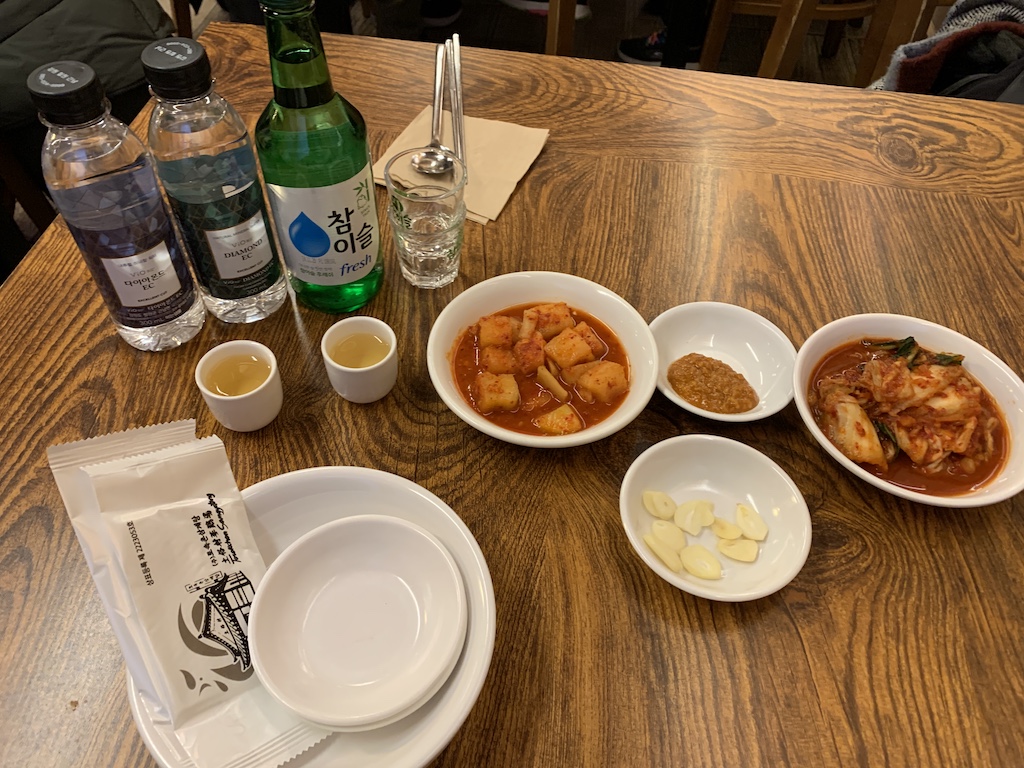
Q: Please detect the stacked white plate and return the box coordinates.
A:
[127,467,496,768]
[248,514,469,732]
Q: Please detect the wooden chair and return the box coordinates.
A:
[0,140,55,239]
[545,0,578,55]
[699,0,940,86]
[172,0,194,37]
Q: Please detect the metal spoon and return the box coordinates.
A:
[411,44,454,174]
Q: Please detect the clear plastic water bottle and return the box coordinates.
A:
[143,38,288,323]
[27,60,206,352]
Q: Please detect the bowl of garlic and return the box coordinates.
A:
[619,434,812,602]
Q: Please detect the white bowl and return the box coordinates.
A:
[648,302,796,422]
[426,271,658,447]
[794,313,1024,508]
[620,435,811,602]
[249,514,468,730]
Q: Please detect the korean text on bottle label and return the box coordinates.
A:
[266,166,379,287]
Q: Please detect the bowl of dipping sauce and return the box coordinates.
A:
[649,302,796,422]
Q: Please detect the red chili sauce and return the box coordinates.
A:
[450,303,630,436]
[808,339,1009,496]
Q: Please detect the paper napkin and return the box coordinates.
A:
[372,106,549,224]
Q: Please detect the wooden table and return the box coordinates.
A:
[3,20,1024,767]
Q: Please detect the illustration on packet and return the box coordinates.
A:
[88,439,265,723]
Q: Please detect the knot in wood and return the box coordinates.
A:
[878,130,920,169]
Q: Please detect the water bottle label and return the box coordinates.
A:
[266,166,379,287]
[204,211,275,280]
[100,241,184,308]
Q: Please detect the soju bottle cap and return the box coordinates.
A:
[141,38,212,101]
[27,61,106,126]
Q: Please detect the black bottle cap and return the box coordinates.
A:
[141,38,212,100]
[27,61,106,126]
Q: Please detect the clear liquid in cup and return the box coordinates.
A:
[390,210,463,288]
[204,354,272,396]
[330,333,391,368]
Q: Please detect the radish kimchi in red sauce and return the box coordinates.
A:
[807,338,1009,496]
[450,302,630,437]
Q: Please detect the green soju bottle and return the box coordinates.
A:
[255,0,383,313]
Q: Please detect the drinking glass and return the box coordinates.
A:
[383,147,467,289]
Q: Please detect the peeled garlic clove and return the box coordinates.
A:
[711,517,743,540]
[736,503,768,541]
[680,544,722,580]
[675,499,714,535]
[717,538,759,563]
[644,533,682,572]
[652,520,687,551]
[675,505,703,535]
[642,490,677,520]
[696,501,715,527]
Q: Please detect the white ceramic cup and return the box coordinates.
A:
[194,340,283,432]
[321,317,398,403]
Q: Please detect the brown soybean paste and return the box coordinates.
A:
[667,353,758,414]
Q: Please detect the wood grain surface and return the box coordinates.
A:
[2,21,1024,768]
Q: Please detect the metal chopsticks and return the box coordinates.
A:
[445,34,466,166]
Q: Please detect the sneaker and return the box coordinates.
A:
[617,29,666,66]
[498,0,592,21]
[421,0,462,27]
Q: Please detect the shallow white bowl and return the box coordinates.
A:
[620,434,811,602]
[249,514,468,730]
[794,313,1024,508]
[426,271,658,447]
[649,302,796,422]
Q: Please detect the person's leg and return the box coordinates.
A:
[421,0,463,27]
[315,1,354,34]
[496,0,592,22]
[618,29,668,66]
[216,0,354,32]
[214,0,263,24]
[376,0,423,39]
[662,0,712,68]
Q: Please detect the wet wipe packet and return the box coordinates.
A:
[47,422,328,768]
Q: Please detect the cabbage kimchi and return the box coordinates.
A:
[809,337,1006,488]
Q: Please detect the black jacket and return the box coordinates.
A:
[0,0,175,130]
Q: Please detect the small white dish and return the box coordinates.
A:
[649,302,796,422]
[426,271,658,447]
[794,313,1024,507]
[194,339,283,432]
[249,514,468,730]
[620,434,811,602]
[320,316,399,404]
